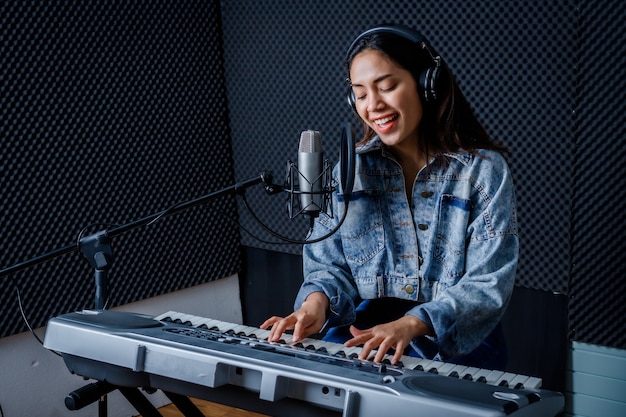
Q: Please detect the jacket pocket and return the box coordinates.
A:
[434,194,470,278]
[342,190,384,265]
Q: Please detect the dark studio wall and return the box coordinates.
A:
[0,0,241,337]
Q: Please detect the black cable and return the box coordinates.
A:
[11,223,119,349]
[139,184,346,246]
[240,191,349,245]
[213,207,294,246]
[14,282,44,346]
[13,281,60,356]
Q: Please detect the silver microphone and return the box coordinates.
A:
[297,130,324,218]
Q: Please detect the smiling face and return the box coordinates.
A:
[349,48,423,152]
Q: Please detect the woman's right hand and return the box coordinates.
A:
[260,292,329,343]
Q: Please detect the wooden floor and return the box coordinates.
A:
[136,397,268,417]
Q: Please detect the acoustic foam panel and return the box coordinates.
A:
[569,0,626,349]
[0,0,240,337]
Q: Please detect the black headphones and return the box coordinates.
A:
[346,24,442,109]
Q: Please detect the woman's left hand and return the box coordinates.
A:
[344,315,431,364]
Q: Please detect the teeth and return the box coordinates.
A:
[374,115,397,125]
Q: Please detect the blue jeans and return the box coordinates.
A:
[323,298,508,371]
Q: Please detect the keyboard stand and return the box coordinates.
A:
[65,381,206,417]
[163,392,206,417]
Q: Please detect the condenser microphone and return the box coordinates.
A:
[297,130,324,218]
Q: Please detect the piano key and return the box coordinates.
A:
[193,317,225,329]
[458,366,481,381]
[523,376,542,389]
[445,364,471,377]
[157,311,186,322]
[267,331,298,344]
[445,365,468,379]
[410,358,436,371]
[484,370,505,385]
[226,324,252,335]
[159,311,209,328]
[446,365,467,378]
[508,374,530,389]
[298,336,321,345]
[248,328,271,340]
[210,321,239,332]
[399,356,431,370]
[430,361,457,376]
[186,316,222,329]
[167,312,194,323]
[467,368,493,383]
[343,346,366,358]
[425,360,449,374]
[310,340,346,355]
[163,312,233,333]
[495,372,519,387]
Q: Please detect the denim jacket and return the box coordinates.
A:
[296,136,518,359]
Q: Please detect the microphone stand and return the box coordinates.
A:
[0,171,279,417]
[77,172,278,310]
[0,172,277,308]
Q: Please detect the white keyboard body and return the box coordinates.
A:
[43,310,564,417]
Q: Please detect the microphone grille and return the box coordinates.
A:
[299,130,322,152]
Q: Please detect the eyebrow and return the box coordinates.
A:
[350,73,394,88]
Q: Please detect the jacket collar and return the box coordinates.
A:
[356,136,473,166]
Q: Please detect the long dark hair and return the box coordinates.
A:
[346,26,507,156]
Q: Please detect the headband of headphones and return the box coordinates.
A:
[346,24,442,106]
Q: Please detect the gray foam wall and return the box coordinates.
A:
[1,0,240,337]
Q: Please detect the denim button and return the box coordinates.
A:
[404,285,415,294]
[421,191,433,198]
[418,224,428,230]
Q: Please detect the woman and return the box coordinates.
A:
[261,24,518,371]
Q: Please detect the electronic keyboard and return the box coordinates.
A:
[43,310,564,417]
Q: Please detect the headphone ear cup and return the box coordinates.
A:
[346,85,357,111]
[419,64,441,103]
